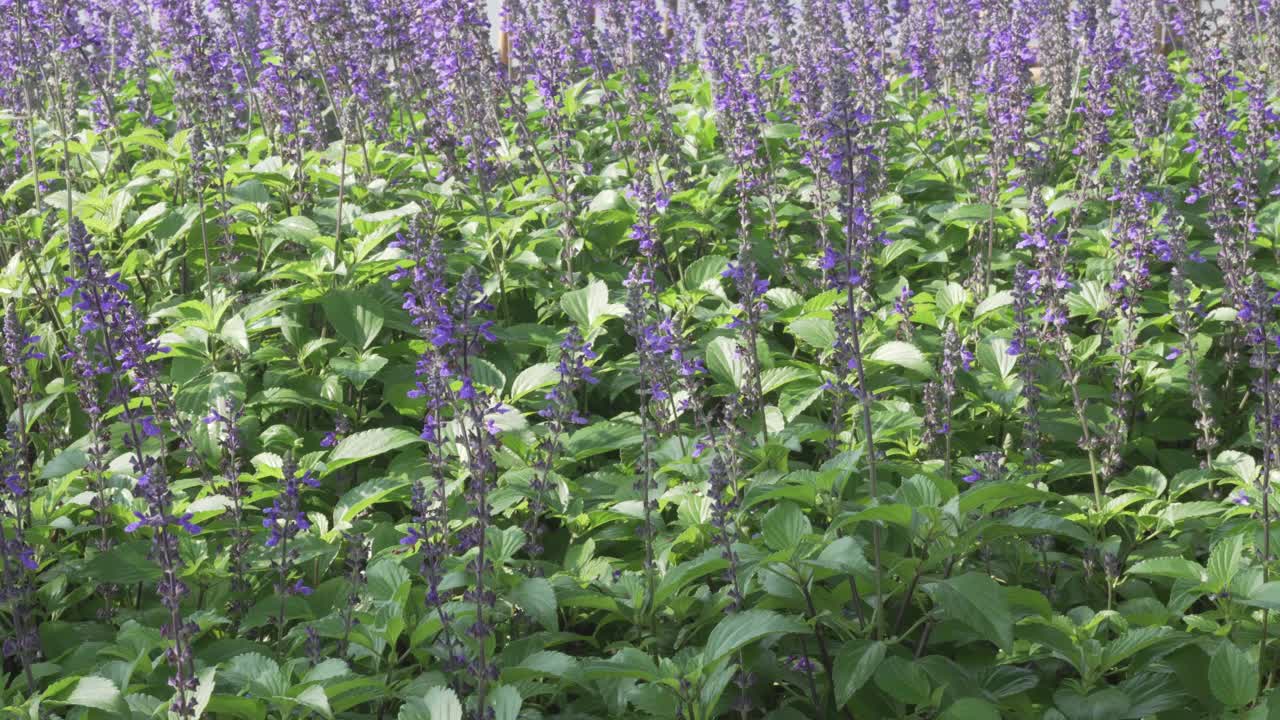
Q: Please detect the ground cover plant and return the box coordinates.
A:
[1,0,1280,717]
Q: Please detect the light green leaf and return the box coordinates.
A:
[1127,557,1207,584]
[292,685,332,719]
[334,476,411,527]
[353,202,421,233]
[788,317,835,350]
[682,255,730,293]
[327,428,422,473]
[759,366,813,395]
[707,336,748,390]
[974,291,1014,320]
[302,659,350,685]
[704,610,808,664]
[272,215,321,243]
[224,653,288,697]
[868,341,931,375]
[1244,581,1280,610]
[936,282,968,318]
[511,363,561,402]
[188,666,217,720]
[490,686,522,720]
[220,315,250,354]
[63,676,125,714]
[561,280,624,329]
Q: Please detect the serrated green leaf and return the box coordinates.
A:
[1209,641,1257,707]
[833,640,885,706]
[762,501,810,551]
[511,577,558,631]
[924,573,1013,653]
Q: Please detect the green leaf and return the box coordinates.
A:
[330,353,388,389]
[353,201,421,233]
[303,660,350,685]
[1127,557,1207,584]
[41,446,88,479]
[85,541,162,584]
[489,686,522,720]
[1245,582,1280,610]
[292,685,333,719]
[566,420,642,459]
[399,686,463,720]
[272,216,321,243]
[940,698,1001,720]
[425,687,463,720]
[759,366,813,395]
[788,317,835,350]
[1100,627,1179,670]
[937,202,994,227]
[507,650,578,681]
[511,363,561,402]
[224,653,288,698]
[62,675,125,714]
[764,122,801,139]
[1053,688,1131,720]
[588,188,624,213]
[321,289,385,350]
[682,255,730,292]
[1209,641,1257,708]
[833,640,885,706]
[936,282,968,318]
[808,536,872,577]
[874,655,931,704]
[561,280,624,329]
[177,371,247,417]
[868,340,931,375]
[974,291,1014,320]
[187,666,217,720]
[511,577,558,631]
[704,610,808,664]
[978,336,1017,381]
[333,476,411,527]
[1208,533,1246,592]
[707,336,748,390]
[220,314,251,354]
[923,573,1013,653]
[327,428,422,473]
[762,502,811,551]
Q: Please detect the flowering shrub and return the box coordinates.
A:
[1,0,1280,718]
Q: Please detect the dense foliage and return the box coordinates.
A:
[2,0,1280,717]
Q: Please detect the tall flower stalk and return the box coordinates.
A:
[1,302,43,691]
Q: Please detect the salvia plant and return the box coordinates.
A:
[2,1,1280,719]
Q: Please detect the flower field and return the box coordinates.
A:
[2,0,1280,718]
